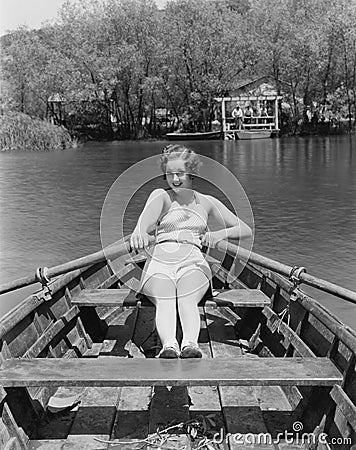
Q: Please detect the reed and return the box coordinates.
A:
[0,112,75,151]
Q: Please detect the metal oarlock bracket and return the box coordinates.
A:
[35,266,52,300]
[289,266,307,286]
[289,266,307,302]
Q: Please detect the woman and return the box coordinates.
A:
[130,144,252,358]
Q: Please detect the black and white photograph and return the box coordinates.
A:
[0,0,355,448]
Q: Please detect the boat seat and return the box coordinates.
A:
[0,357,342,388]
[71,288,271,308]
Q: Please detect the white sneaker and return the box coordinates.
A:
[157,343,180,359]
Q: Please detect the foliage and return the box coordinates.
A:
[1,0,356,138]
[0,112,74,151]
[247,0,356,133]
[162,0,258,131]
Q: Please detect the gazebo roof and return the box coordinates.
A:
[233,76,277,96]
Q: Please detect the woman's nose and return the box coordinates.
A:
[173,173,179,181]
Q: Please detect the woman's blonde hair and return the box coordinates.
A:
[160,144,202,176]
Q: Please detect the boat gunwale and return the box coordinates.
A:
[0,265,100,341]
[246,261,356,355]
[217,240,356,304]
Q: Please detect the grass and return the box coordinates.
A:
[0,112,75,151]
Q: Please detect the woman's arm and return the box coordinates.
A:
[201,195,252,247]
[130,189,167,249]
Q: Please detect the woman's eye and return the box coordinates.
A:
[166,171,186,177]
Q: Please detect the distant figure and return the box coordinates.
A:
[306,107,312,123]
[244,104,254,125]
[231,104,244,130]
[253,104,261,125]
[261,106,268,124]
[254,104,261,118]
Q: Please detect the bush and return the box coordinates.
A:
[0,112,75,151]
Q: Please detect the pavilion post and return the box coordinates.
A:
[274,96,279,131]
[221,99,226,134]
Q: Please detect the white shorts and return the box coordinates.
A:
[138,242,212,294]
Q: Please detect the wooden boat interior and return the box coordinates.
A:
[0,241,355,449]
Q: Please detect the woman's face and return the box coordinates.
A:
[165,158,193,192]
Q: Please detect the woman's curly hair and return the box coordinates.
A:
[160,144,202,177]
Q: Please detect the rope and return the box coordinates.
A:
[277,307,290,333]
[275,266,307,333]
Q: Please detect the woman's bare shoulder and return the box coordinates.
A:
[195,192,216,211]
[147,189,172,211]
[149,188,170,200]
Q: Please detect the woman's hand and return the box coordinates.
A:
[130,230,152,251]
[200,230,226,248]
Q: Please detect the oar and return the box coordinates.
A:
[0,234,158,296]
[1,237,356,306]
[217,240,356,306]
[0,236,130,296]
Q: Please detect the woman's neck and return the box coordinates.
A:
[172,188,195,205]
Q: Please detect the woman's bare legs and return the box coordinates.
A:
[176,269,209,348]
[142,275,177,348]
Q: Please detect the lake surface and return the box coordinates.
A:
[0,136,355,330]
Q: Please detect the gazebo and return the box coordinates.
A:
[214,77,282,139]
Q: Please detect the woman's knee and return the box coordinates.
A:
[176,269,209,302]
[142,274,176,301]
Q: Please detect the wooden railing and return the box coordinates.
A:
[225,117,276,130]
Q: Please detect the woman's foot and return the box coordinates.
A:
[180,342,202,358]
[157,343,180,359]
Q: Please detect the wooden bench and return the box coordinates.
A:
[72,288,271,308]
[0,357,342,388]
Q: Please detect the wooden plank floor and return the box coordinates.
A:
[111,306,155,450]
[204,305,272,450]
[28,301,325,449]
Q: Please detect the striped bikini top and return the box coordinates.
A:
[156,190,208,248]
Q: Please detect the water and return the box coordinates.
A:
[0,136,355,330]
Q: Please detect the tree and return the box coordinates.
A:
[162,0,258,131]
[1,28,53,117]
[1,0,355,138]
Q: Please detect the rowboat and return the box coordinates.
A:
[235,130,272,140]
[0,237,355,449]
[166,131,222,141]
